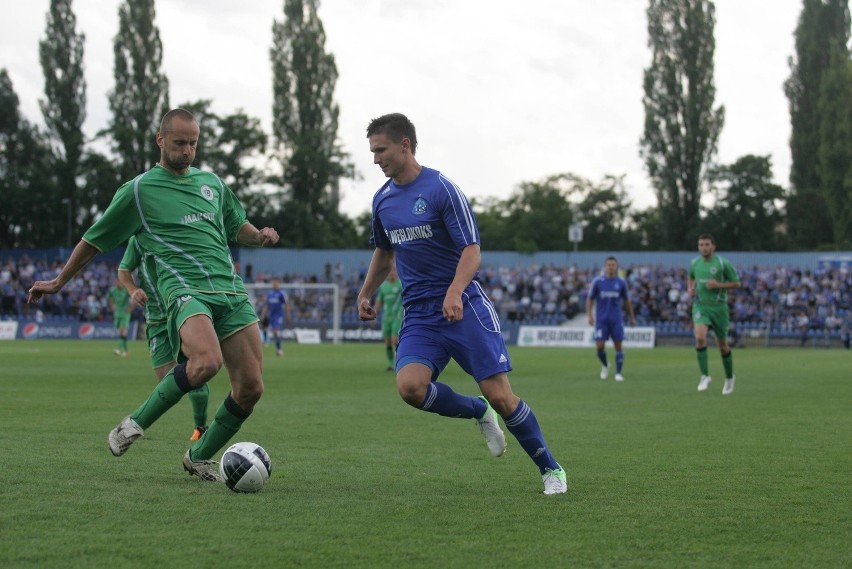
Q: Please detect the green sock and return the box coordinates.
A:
[120,337,128,352]
[696,347,709,375]
[722,351,734,379]
[187,383,210,427]
[386,346,394,366]
[130,370,186,429]
[190,395,251,461]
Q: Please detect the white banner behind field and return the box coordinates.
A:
[0,320,18,340]
[517,326,656,348]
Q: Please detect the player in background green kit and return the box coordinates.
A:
[373,264,403,371]
[28,108,279,482]
[118,236,210,441]
[688,234,742,395]
[107,279,131,356]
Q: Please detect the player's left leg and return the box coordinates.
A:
[712,308,735,395]
[190,303,263,464]
[611,322,626,381]
[479,374,567,494]
[613,341,625,381]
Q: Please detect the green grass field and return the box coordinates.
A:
[0,341,849,568]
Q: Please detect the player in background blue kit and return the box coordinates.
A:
[586,257,636,381]
[356,113,567,495]
[260,278,291,357]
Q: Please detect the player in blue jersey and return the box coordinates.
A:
[260,278,292,357]
[356,113,567,495]
[586,257,636,381]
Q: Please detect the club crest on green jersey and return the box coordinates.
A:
[412,196,428,215]
[200,185,215,200]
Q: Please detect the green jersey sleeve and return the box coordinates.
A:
[721,257,741,284]
[220,180,248,242]
[82,181,143,252]
[119,236,141,271]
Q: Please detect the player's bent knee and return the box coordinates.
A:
[190,356,223,381]
[233,379,263,408]
[396,379,427,407]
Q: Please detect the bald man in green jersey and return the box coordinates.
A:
[688,234,742,395]
[118,236,210,442]
[28,108,279,482]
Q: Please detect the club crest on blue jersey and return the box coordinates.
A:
[412,197,428,215]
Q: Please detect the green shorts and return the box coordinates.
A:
[692,303,730,340]
[145,321,174,369]
[114,312,131,330]
[167,292,259,363]
[382,317,402,338]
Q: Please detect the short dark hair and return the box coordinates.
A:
[698,233,715,245]
[160,108,196,133]
[366,113,417,154]
[605,256,617,263]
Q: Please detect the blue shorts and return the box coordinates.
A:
[594,320,625,343]
[269,314,285,331]
[396,295,512,382]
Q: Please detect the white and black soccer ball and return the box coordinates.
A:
[219,442,272,493]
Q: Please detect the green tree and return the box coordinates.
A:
[784,0,850,248]
[0,70,60,248]
[704,155,786,251]
[76,149,122,228]
[568,174,643,251]
[179,99,279,230]
[640,0,725,249]
[270,0,355,248]
[472,196,513,250]
[39,0,86,247]
[178,99,269,198]
[474,174,640,252]
[106,0,169,181]
[817,41,852,248]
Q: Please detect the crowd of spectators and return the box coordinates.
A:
[1,255,119,322]
[3,254,851,345]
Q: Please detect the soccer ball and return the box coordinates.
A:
[219,442,272,493]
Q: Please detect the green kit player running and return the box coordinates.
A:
[28,108,280,482]
[107,280,132,356]
[118,236,210,441]
[688,233,742,395]
[373,264,403,371]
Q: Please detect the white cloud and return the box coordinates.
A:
[0,0,800,218]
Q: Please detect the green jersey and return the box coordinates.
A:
[377,279,404,321]
[107,286,130,314]
[688,254,740,305]
[83,164,249,306]
[119,236,167,325]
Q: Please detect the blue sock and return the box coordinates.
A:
[419,382,486,419]
[616,351,624,373]
[597,349,608,366]
[503,400,559,474]
[275,336,281,350]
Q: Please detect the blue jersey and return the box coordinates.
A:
[265,289,288,319]
[369,167,479,306]
[588,275,629,323]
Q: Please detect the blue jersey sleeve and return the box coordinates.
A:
[437,173,478,250]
